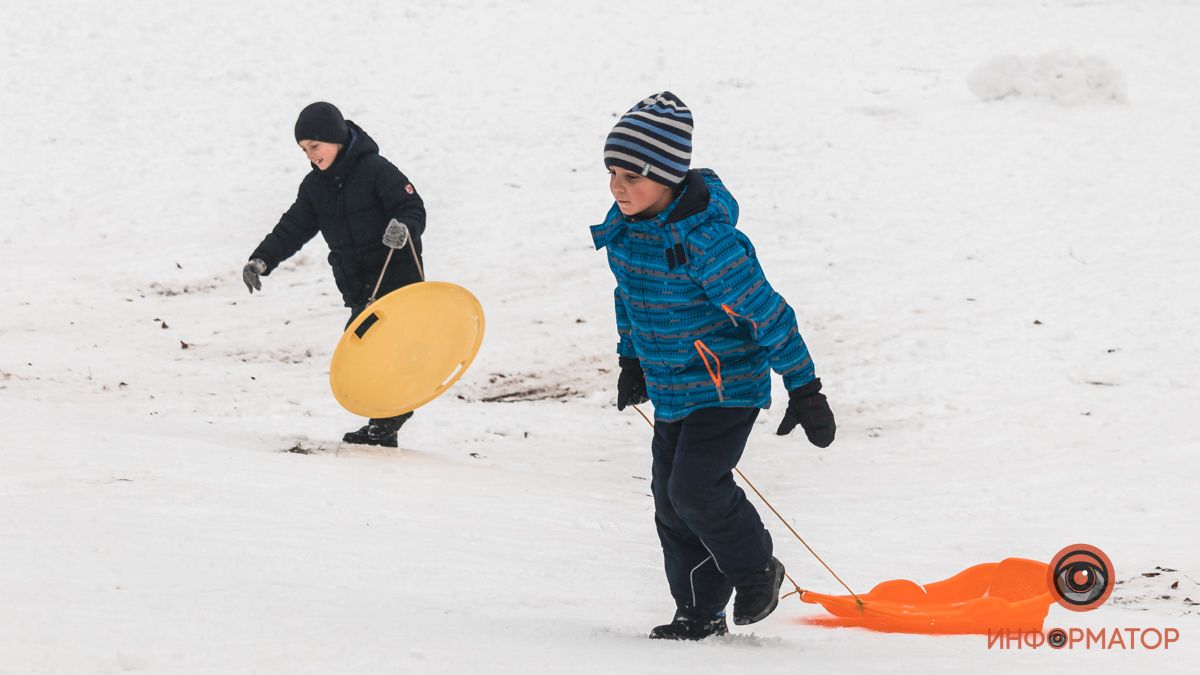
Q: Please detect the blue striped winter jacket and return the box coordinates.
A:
[591,168,817,422]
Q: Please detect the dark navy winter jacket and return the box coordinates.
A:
[250,121,426,307]
[591,169,816,422]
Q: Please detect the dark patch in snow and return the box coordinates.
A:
[480,385,581,403]
[1110,566,1199,615]
[147,274,226,296]
[283,442,318,455]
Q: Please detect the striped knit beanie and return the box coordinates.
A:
[604,91,693,187]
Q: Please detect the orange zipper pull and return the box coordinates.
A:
[721,304,739,327]
[721,304,758,338]
[693,340,725,402]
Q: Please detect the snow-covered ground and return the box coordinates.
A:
[2,1,1199,672]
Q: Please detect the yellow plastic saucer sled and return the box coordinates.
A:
[329,281,485,418]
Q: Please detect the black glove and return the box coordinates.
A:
[776,378,836,447]
[616,357,649,411]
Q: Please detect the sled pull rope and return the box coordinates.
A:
[408,236,425,282]
[368,248,395,305]
[631,403,863,611]
[368,235,425,305]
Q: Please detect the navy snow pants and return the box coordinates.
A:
[651,406,772,616]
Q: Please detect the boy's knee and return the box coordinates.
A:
[667,476,723,523]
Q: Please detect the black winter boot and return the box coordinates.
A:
[732,557,785,625]
[649,610,728,641]
[342,412,413,447]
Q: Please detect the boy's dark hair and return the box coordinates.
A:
[295,102,348,144]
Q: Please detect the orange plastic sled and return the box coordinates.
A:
[799,557,1054,634]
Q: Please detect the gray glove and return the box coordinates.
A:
[382,219,410,249]
[242,259,267,293]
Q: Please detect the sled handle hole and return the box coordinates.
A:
[354,313,380,339]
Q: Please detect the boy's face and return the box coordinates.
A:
[609,166,674,217]
[299,139,341,171]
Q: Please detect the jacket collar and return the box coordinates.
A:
[665,169,709,224]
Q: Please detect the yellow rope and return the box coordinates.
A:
[631,404,863,611]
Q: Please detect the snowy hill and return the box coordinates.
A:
[2,1,1198,673]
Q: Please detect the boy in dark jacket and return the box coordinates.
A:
[591,92,837,640]
[243,102,426,448]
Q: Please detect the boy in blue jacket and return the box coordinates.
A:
[591,92,837,640]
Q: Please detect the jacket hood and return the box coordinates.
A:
[590,168,739,250]
[312,120,379,180]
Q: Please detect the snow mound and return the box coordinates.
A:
[967,51,1127,105]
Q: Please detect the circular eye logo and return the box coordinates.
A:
[1047,628,1068,649]
[1048,544,1114,611]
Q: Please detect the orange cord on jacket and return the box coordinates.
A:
[693,340,724,402]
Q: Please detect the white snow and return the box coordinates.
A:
[2,0,1199,673]
[967,51,1127,105]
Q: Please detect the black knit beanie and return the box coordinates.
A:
[294,102,348,144]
